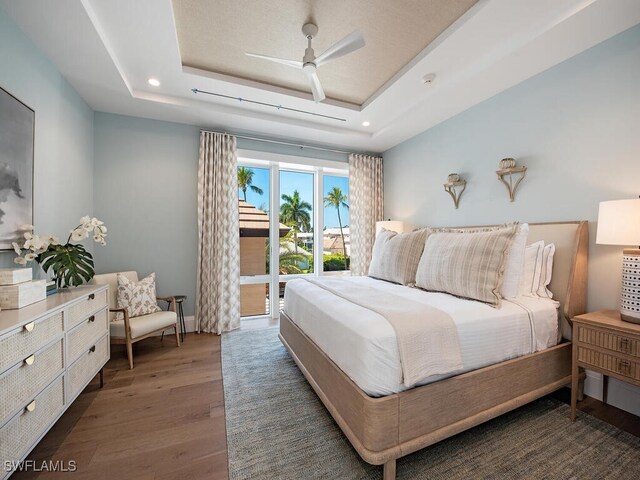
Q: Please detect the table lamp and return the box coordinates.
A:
[596,198,640,324]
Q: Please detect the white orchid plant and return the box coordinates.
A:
[13,216,107,288]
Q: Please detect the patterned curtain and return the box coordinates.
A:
[349,153,384,276]
[196,132,240,334]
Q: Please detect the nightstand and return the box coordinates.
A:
[571,310,640,421]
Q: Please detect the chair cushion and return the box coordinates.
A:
[116,272,162,319]
[110,311,177,339]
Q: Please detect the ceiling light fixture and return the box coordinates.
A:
[362,121,370,127]
[422,73,436,84]
[148,78,160,87]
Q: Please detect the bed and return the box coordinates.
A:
[278,221,588,480]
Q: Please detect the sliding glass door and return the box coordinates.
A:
[238,156,348,320]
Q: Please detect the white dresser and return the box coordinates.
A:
[0,285,109,479]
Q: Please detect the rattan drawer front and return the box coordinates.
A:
[67,308,108,365]
[0,339,64,425]
[67,334,108,401]
[578,346,640,381]
[67,289,108,329]
[0,376,64,473]
[577,325,640,358]
[0,312,64,375]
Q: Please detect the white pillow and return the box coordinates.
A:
[501,223,529,298]
[519,241,544,297]
[537,243,556,298]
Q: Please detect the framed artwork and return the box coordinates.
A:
[0,86,34,250]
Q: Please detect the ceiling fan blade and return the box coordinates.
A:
[315,31,365,66]
[306,71,325,103]
[245,52,303,69]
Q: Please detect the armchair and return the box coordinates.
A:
[91,271,180,369]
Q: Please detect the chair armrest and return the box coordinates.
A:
[156,296,176,302]
[110,307,127,314]
[157,296,177,312]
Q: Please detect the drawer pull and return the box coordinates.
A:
[25,400,36,412]
[619,338,630,353]
[23,321,35,332]
[88,315,95,323]
[88,293,95,300]
[24,354,35,366]
[89,345,96,353]
[618,359,631,375]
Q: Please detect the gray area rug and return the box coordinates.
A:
[222,327,640,479]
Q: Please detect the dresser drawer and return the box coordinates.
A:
[0,376,65,475]
[67,308,108,365]
[67,289,108,330]
[67,334,108,402]
[0,312,64,374]
[577,324,640,358]
[0,339,64,425]
[578,346,640,381]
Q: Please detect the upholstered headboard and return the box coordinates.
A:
[527,221,589,338]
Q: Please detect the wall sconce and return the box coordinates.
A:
[496,158,527,202]
[443,173,466,209]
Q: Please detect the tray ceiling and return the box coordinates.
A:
[172,0,479,105]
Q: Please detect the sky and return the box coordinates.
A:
[238,167,349,229]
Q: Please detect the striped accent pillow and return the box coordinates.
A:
[415,224,518,305]
[368,228,430,285]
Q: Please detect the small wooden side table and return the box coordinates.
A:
[571,310,640,420]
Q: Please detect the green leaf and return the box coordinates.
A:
[36,243,95,287]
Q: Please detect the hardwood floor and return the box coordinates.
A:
[13,333,228,480]
[11,325,639,480]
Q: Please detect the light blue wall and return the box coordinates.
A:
[383,24,640,414]
[92,113,347,316]
[0,8,94,271]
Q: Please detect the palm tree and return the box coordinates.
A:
[237,167,264,202]
[280,190,311,253]
[324,187,349,267]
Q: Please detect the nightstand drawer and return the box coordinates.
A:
[577,346,640,381]
[576,324,640,358]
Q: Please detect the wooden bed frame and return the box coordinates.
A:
[279,221,589,480]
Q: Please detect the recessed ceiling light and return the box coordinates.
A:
[148,78,160,87]
[422,73,436,84]
[362,121,370,127]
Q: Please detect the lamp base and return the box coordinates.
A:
[620,249,640,324]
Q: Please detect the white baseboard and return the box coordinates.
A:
[584,369,640,416]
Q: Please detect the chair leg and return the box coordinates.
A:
[126,340,134,370]
[175,324,181,347]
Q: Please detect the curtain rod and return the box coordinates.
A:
[200,129,353,155]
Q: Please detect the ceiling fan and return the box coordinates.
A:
[246,23,365,103]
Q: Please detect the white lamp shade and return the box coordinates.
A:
[375,220,415,236]
[596,199,640,246]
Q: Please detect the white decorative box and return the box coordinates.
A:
[0,279,46,309]
[0,268,32,286]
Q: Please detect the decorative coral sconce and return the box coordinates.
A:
[444,173,466,209]
[496,158,527,202]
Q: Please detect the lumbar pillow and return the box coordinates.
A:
[116,272,162,319]
[415,224,518,306]
[537,243,556,298]
[368,228,430,285]
[519,241,545,297]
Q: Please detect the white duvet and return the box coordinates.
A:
[283,276,559,397]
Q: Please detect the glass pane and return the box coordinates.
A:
[322,175,350,272]
[279,170,314,274]
[238,166,270,276]
[240,283,270,318]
